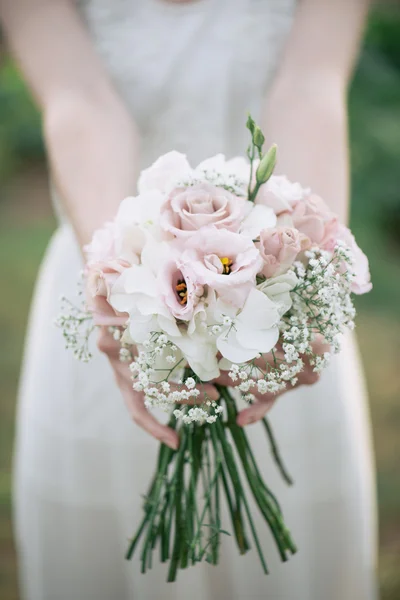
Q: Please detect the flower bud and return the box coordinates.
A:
[256,144,277,184]
[253,126,265,150]
[246,114,255,135]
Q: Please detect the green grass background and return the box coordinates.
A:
[1,6,400,599]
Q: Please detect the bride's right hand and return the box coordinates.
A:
[97,328,219,450]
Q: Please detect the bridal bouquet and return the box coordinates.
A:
[57,116,371,581]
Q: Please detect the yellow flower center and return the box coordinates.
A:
[176,280,188,305]
[220,256,233,275]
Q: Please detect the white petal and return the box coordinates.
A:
[258,272,298,316]
[171,333,219,380]
[240,204,277,238]
[135,294,166,317]
[237,288,280,330]
[195,154,226,173]
[141,239,170,275]
[108,292,134,314]
[216,328,260,364]
[187,353,220,382]
[128,314,155,343]
[225,157,251,180]
[114,265,158,296]
[214,298,239,322]
[138,152,191,193]
[157,314,181,338]
[236,325,279,353]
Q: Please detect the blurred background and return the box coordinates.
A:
[1,3,400,599]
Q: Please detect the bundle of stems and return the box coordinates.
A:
[125,385,296,582]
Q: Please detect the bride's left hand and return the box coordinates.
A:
[212,336,329,427]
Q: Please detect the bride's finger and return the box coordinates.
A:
[236,396,275,427]
[122,387,179,450]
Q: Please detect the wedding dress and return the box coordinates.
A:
[14,1,377,598]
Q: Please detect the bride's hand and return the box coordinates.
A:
[213,336,330,427]
[97,328,219,449]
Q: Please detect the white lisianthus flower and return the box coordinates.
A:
[196,154,250,181]
[239,203,277,239]
[170,330,220,382]
[115,190,169,262]
[214,289,280,364]
[137,151,191,194]
[257,271,299,317]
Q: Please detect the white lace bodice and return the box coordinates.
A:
[76,0,297,168]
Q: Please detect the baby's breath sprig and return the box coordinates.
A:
[227,243,357,402]
[128,332,223,424]
[55,296,95,362]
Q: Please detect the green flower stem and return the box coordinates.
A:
[206,436,220,564]
[249,180,262,203]
[210,422,249,552]
[191,455,222,561]
[218,386,297,558]
[140,444,175,573]
[261,417,294,486]
[213,439,250,555]
[167,432,188,582]
[213,418,269,574]
[200,437,215,564]
[125,442,174,561]
[187,425,205,563]
[229,421,289,561]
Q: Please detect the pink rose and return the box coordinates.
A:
[86,259,130,326]
[160,183,247,238]
[179,228,262,308]
[255,175,308,214]
[159,260,204,321]
[337,225,372,295]
[259,227,303,278]
[291,194,338,250]
[84,222,118,263]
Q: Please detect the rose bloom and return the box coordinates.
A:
[160,182,247,238]
[179,228,262,307]
[259,227,304,278]
[86,259,130,326]
[337,225,372,294]
[290,194,338,250]
[255,175,308,214]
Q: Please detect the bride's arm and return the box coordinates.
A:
[232,0,370,426]
[0,0,192,449]
[263,0,370,223]
[0,0,139,246]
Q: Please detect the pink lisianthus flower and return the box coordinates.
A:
[159,260,204,322]
[160,182,247,238]
[86,259,130,326]
[179,228,263,308]
[255,174,309,214]
[289,194,339,250]
[337,225,372,294]
[259,227,304,278]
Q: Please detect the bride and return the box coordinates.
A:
[1,0,377,598]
